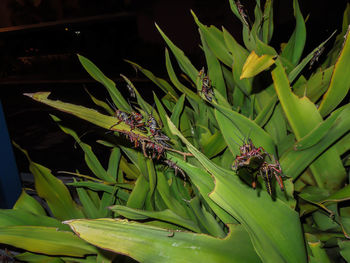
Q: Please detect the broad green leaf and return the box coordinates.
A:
[319,25,350,116]
[166,117,306,263]
[0,209,70,231]
[294,109,343,150]
[306,234,331,263]
[214,105,276,156]
[293,66,334,103]
[107,147,121,181]
[109,206,200,233]
[15,252,64,263]
[280,0,306,66]
[127,175,149,209]
[77,54,131,112]
[0,226,97,257]
[125,60,178,98]
[156,24,198,83]
[280,104,350,180]
[13,142,84,220]
[13,190,46,216]
[272,60,346,191]
[201,130,227,159]
[66,218,261,263]
[339,240,350,262]
[167,153,237,225]
[240,51,276,79]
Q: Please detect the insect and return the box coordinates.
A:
[199,68,215,102]
[127,84,136,98]
[145,141,165,160]
[236,0,250,28]
[146,115,162,137]
[111,110,132,129]
[129,112,147,132]
[309,46,325,69]
[258,161,284,195]
[164,159,186,179]
[232,135,284,195]
[233,138,266,171]
[111,109,147,132]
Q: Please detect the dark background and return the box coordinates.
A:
[0,0,348,177]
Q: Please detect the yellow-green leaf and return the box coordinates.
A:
[0,226,97,257]
[240,51,276,79]
[66,218,261,263]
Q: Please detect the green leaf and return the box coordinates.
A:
[164,49,201,106]
[319,25,350,116]
[77,54,131,112]
[288,31,337,83]
[262,0,274,43]
[201,130,227,159]
[85,88,114,115]
[13,142,84,220]
[156,24,198,83]
[199,28,227,99]
[280,0,306,66]
[170,94,185,128]
[0,209,70,231]
[23,92,148,138]
[222,27,252,95]
[167,153,237,225]
[15,252,65,263]
[294,109,343,150]
[76,185,101,219]
[240,50,276,79]
[214,105,276,156]
[66,218,261,263]
[339,240,350,262]
[0,226,97,257]
[52,116,115,183]
[280,104,350,180]
[166,117,306,263]
[127,175,149,209]
[192,11,232,67]
[188,196,226,238]
[13,190,46,216]
[107,147,121,181]
[254,94,277,127]
[306,234,331,263]
[272,60,347,191]
[109,205,200,233]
